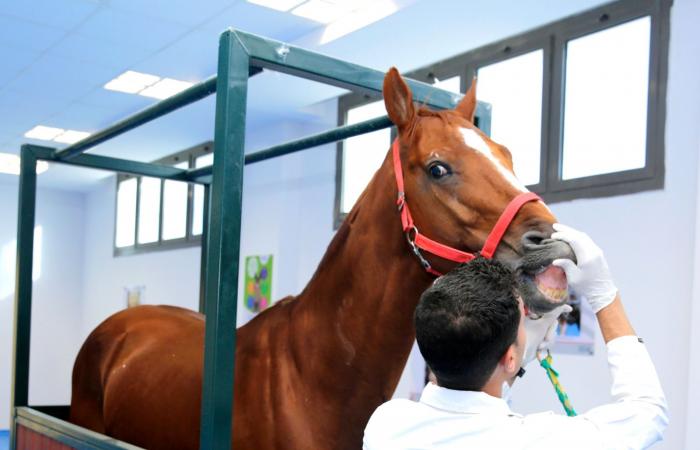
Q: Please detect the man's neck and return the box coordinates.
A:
[481,377,505,398]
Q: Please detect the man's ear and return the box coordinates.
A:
[500,344,518,375]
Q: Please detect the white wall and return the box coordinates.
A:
[0,181,85,429]
[507,4,700,450]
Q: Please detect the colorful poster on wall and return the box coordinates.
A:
[244,255,273,314]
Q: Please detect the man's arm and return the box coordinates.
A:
[581,297,668,449]
[552,226,668,449]
[596,294,635,343]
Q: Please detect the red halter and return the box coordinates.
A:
[392,138,541,276]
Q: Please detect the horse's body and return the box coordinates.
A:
[71,69,572,449]
[71,148,429,449]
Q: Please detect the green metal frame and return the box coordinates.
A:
[10,29,462,450]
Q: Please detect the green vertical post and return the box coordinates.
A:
[199,30,249,450]
[10,145,39,449]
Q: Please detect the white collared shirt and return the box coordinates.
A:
[363,336,668,450]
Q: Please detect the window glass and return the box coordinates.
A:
[562,17,650,180]
[341,101,391,214]
[478,50,543,186]
[138,177,161,244]
[115,178,137,248]
[192,153,214,236]
[162,161,189,240]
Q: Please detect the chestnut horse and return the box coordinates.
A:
[70,68,574,449]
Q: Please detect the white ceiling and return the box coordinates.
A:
[0,0,607,191]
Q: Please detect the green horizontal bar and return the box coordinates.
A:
[30,145,199,182]
[54,76,218,160]
[234,29,461,111]
[16,407,143,450]
[53,67,259,161]
[186,115,393,183]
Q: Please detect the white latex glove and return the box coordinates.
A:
[551,223,618,313]
[523,303,572,365]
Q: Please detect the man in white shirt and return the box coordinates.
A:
[363,224,668,450]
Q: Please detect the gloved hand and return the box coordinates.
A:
[551,223,618,313]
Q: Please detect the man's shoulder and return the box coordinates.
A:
[367,398,422,422]
[364,399,432,449]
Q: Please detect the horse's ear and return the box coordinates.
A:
[455,77,477,123]
[383,67,416,130]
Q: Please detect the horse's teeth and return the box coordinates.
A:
[540,286,567,301]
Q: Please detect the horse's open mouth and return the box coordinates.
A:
[518,267,570,314]
[533,265,568,302]
[514,238,576,314]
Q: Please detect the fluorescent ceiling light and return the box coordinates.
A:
[291,0,350,24]
[104,70,160,94]
[53,130,91,144]
[0,153,49,175]
[24,126,92,144]
[247,0,306,11]
[320,0,398,44]
[139,78,194,100]
[24,125,64,140]
[104,70,194,100]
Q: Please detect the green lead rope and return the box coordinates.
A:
[538,350,577,417]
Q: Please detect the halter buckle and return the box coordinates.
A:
[405,226,432,271]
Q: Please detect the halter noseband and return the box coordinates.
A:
[392,138,541,276]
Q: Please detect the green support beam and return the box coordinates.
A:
[186,115,393,183]
[235,30,460,110]
[55,65,263,161]
[199,30,248,450]
[11,145,39,449]
[30,145,200,182]
[54,76,218,160]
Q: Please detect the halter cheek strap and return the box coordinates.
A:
[392,139,541,276]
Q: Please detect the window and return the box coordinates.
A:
[336,0,669,223]
[192,153,214,237]
[114,142,212,256]
[561,16,651,180]
[478,50,543,187]
[340,100,390,214]
[115,178,137,248]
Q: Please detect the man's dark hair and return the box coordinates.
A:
[414,257,521,391]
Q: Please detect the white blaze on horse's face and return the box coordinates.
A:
[459,127,528,193]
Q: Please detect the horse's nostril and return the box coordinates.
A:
[521,231,547,248]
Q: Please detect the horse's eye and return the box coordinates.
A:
[428,162,450,179]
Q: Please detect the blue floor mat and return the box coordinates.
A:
[0,430,8,450]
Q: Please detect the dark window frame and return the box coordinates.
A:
[113,141,213,257]
[335,0,670,226]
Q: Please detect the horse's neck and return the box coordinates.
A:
[293,152,432,398]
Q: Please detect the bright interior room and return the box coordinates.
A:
[1,0,699,449]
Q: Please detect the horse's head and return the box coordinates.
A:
[383,67,576,316]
